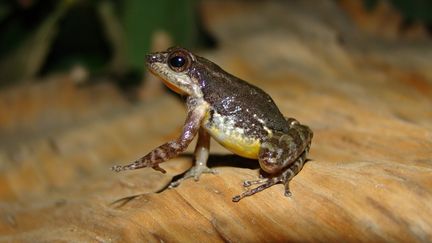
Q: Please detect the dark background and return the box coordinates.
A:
[0,0,431,87]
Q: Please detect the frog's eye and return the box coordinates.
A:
[168,51,191,72]
[169,56,186,68]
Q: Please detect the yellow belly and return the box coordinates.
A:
[203,111,261,159]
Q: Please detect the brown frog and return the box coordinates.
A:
[112,47,313,202]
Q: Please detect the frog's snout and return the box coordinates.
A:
[146,51,169,65]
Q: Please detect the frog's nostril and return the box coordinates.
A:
[146,54,158,64]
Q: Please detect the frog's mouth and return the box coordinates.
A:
[149,64,187,95]
[160,76,187,95]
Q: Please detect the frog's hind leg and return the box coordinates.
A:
[241,149,308,191]
[232,118,312,202]
[232,149,308,202]
[169,127,217,188]
[233,176,281,202]
[280,149,308,196]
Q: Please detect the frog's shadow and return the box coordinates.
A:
[179,153,260,171]
[209,153,260,169]
[110,155,313,207]
[164,154,260,192]
[109,154,259,208]
[167,154,312,191]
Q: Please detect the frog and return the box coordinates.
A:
[111,47,313,202]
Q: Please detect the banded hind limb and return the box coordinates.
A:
[233,118,313,202]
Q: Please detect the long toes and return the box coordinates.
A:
[243,181,252,187]
[242,178,268,187]
[193,167,216,180]
[233,177,284,202]
[198,166,217,174]
[232,195,242,202]
[111,165,123,172]
[284,180,293,197]
[209,168,218,174]
[169,178,187,188]
[169,166,216,187]
[169,174,193,188]
[171,173,194,187]
[242,180,259,187]
[168,181,180,189]
[152,164,166,173]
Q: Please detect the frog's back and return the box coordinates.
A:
[193,56,289,140]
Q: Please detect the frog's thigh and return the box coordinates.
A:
[258,132,304,174]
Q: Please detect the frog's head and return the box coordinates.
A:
[146,47,202,97]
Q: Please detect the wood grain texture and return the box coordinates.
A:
[1,0,432,242]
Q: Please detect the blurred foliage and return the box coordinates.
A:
[364,0,432,22]
[41,2,111,74]
[0,0,202,85]
[0,1,69,83]
[1,0,430,86]
[120,0,199,70]
[0,2,11,22]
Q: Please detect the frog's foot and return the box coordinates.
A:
[232,151,308,202]
[233,176,285,202]
[168,165,217,188]
[242,175,267,187]
[111,163,166,173]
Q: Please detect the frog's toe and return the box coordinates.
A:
[168,165,217,188]
[232,177,282,202]
[242,178,268,187]
[168,180,180,188]
[192,165,217,180]
[284,181,293,197]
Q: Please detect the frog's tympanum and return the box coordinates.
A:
[112,47,313,202]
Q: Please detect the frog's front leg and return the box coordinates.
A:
[169,127,217,188]
[111,98,208,174]
[233,119,313,202]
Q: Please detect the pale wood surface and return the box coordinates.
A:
[1,1,432,242]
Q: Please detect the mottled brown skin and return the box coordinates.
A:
[193,55,289,139]
[112,47,313,202]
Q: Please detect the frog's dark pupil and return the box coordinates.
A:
[169,56,185,68]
